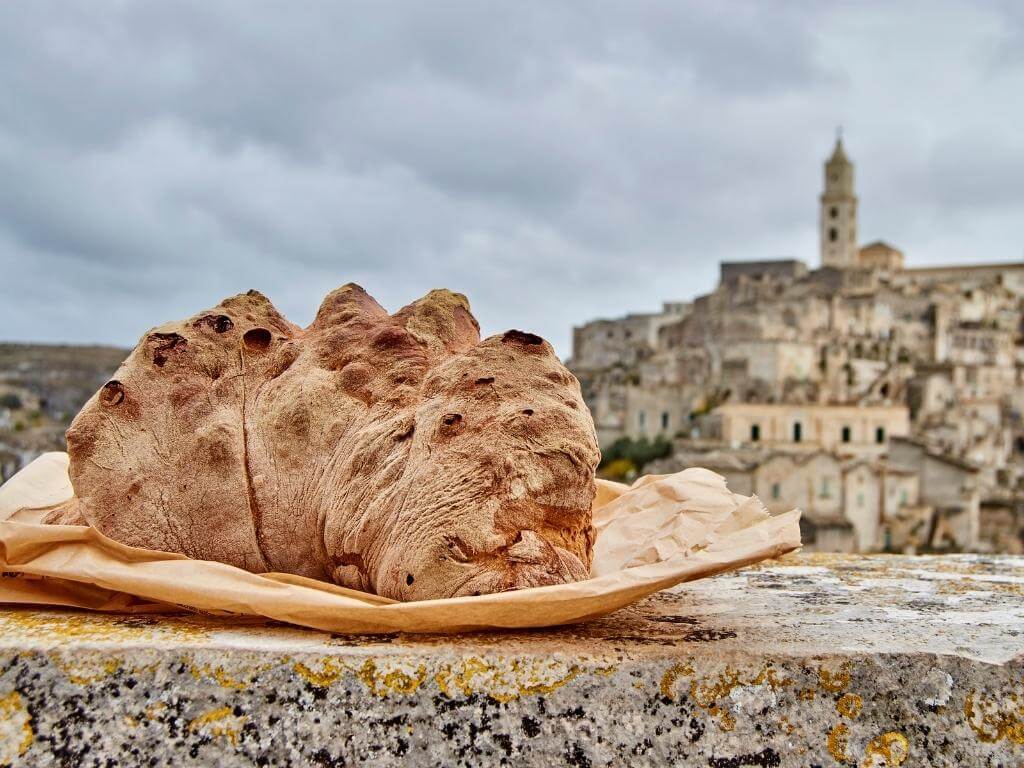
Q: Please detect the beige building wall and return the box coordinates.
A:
[753,453,842,517]
[715,403,910,457]
[843,462,881,552]
[889,439,980,550]
[882,471,919,517]
[626,385,689,439]
[724,341,820,384]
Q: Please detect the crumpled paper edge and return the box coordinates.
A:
[0,453,801,634]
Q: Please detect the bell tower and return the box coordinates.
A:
[820,133,858,268]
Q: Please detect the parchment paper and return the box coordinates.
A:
[0,453,800,633]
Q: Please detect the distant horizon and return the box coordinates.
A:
[5,251,1024,352]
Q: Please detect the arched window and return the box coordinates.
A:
[793,422,802,443]
[829,228,838,242]
[829,206,838,219]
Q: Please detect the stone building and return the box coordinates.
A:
[571,136,1024,553]
[888,437,980,551]
[711,403,910,457]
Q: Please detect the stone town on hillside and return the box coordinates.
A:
[570,138,1024,555]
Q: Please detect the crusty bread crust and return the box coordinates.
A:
[47,285,600,601]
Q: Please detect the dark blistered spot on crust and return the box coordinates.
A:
[194,314,234,334]
[243,328,273,352]
[439,413,464,437]
[502,329,544,346]
[100,381,126,406]
[149,332,187,367]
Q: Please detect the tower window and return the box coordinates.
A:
[661,411,669,430]
[841,426,851,443]
[829,228,838,242]
[829,206,838,219]
[793,422,802,443]
[750,424,761,442]
[875,426,885,444]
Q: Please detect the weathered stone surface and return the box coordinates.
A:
[0,553,1021,766]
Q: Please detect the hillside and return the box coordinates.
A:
[0,343,127,481]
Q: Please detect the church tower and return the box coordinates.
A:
[820,135,858,268]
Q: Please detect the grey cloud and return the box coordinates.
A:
[1,1,1023,354]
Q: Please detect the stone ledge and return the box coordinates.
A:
[0,553,1021,766]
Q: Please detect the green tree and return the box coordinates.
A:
[599,435,672,474]
[0,393,22,410]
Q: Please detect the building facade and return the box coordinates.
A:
[570,138,1024,553]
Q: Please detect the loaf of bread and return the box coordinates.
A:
[45,285,600,601]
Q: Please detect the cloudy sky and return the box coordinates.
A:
[1,2,1023,356]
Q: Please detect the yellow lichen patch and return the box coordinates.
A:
[676,665,792,732]
[827,722,850,763]
[357,659,427,697]
[187,706,246,747]
[48,653,122,685]
[0,691,32,766]
[751,666,793,690]
[799,688,816,701]
[129,661,161,677]
[688,668,743,731]
[964,690,1024,745]
[435,657,601,703]
[190,662,271,691]
[779,716,796,735]
[837,693,863,719]
[0,610,211,645]
[708,705,736,732]
[293,657,347,688]
[689,668,742,709]
[819,662,852,693]
[659,662,695,701]
[935,576,1024,598]
[861,732,909,767]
